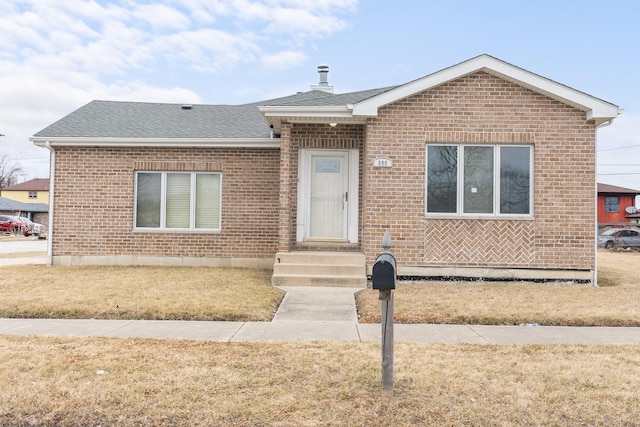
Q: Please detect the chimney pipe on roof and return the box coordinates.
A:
[310,64,334,93]
[318,65,329,86]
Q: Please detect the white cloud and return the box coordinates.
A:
[167,0,240,26]
[261,50,307,69]
[134,4,191,32]
[3,0,356,77]
[265,7,350,36]
[224,0,356,38]
[154,29,260,73]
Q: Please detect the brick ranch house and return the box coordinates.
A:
[32,55,620,285]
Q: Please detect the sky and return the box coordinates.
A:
[1,0,639,205]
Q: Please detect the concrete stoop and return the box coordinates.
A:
[272,251,367,288]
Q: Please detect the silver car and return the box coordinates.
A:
[598,228,623,248]
[613,229,640,249]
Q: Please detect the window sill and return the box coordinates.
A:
[133,228,222,234]
[425,214,534,221]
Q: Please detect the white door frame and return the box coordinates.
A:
[296,149,359,243]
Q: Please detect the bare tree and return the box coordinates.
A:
[0,154,23,189]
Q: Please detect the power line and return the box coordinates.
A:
[598,172,640,176]
[598,144,640,152]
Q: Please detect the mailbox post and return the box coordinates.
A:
[371,231,396,395]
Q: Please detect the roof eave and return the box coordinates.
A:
[351,54,621,124]
[259,105,368,130]
[30,137,280,148]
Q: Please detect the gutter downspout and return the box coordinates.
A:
[592,118,616,287]
[44,141,55,266]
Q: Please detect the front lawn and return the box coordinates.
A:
[0,266,283,321]
[1,336,638,426]
[357,250,640,326]
[0,250,637,326]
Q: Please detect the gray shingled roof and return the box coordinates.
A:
[33,87,397,139]
[252,86,397,107]
[0,197,48,213]
[33,101,272,139]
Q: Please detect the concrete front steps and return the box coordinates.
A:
[272,251,367,288]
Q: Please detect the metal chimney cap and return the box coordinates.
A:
[311,64,333,93]
[317,65,329,86]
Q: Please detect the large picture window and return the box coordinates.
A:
[135,172,221,230]
[426,144,532,216]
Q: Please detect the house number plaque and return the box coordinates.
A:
[373,157,392,168]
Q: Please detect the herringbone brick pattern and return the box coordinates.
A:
[425,220,535,267]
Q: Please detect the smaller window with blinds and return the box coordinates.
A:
[604,196,619,213]
[134,171,222,231]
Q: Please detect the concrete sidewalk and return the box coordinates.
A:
[1,286,640,344]
[2,318,640,344]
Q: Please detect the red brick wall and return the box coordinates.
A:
[52,147,280,258]
[363,71,597,271]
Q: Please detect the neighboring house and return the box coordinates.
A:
[0,178,50,204]
[31,55,620,284]
[0,197,49,225]
[627,213,640,224]
[0,178,50,225]
[597,183,640,226]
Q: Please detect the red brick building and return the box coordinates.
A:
[32,55,620,283]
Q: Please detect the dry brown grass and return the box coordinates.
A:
[0,336,638,426]
[0,266,283,321]
[1,248,638,326]
[597,249,640,286]
[357,250,640,326]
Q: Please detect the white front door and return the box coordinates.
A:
[309,153,348,240]
[297,149,359,243]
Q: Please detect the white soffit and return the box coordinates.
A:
[258,106,362,125]
[352,54,621,124]
[259,105,354,117]
[30,137,281,148]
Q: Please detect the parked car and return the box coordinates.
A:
[19,217,45,237]
[0,215,14,233]
[8,216,29,235]
[598,228,624,249]
[612,229,640,249]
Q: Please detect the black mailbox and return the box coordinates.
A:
[372,253,396,290]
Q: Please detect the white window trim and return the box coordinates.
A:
[425,144,533,218]
[134,171,222,232]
